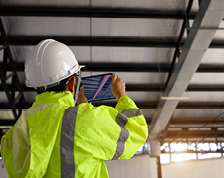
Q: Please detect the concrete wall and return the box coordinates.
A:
[2,156,224,178]
[162,157,224,178]
[105,155,157,178]
[0,155,157,178]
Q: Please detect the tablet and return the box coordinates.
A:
[81,73,115,102]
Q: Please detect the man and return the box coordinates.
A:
[1,39,148,178]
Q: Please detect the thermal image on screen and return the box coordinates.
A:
[81,74,115,102]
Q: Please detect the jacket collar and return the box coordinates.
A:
[33,91,75,107]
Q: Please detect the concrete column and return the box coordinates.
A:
[149,135,161,157]
[149,135,162,178]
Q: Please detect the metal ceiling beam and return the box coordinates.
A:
[161,150,224,154]
[166,130,224,138]
[4,62,171,72]
[164,120,224,128]
[186,84,224,91]
[2,62,224,73]
[127,84,224,92]
[1,36,177,47]
[0,36,224,48]
[0,119,15,126]
[1,101,224,109]
[0,6,195,19]
[1,83,224,92]
[73,101,224,109]
[146,119,224,128]
[148,0,224,156]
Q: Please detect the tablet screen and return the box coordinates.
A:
[81,73,115,102]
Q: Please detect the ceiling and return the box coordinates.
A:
[1,0,224,154]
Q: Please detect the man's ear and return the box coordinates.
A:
[66,76,76,96]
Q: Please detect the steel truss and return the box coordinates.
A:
[164,0,194,89]
[0,17,27,121]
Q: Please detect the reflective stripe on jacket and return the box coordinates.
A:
[1,91,148,178]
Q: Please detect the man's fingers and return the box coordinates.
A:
[111,73,117,85]
[81,86,85,94]
[78,86,84,96]
[80,86,84,92]
[116,75,122,82]
[116,75,125,86]
[77,86,88,104]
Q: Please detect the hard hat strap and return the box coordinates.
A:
[74,73,82,101]
[35,81,60,92]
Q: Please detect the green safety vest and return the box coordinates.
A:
[1,91,148,178]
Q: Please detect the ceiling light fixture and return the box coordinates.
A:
[161,96,189,100]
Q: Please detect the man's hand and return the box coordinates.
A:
[111,73,126,100]
[77,86,88,104]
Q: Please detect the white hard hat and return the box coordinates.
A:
[25,39,83,88]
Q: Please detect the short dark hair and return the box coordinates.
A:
[36,75,75,94]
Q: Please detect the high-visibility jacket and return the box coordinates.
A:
[1,91,148,178]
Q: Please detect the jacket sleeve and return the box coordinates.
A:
[113,95,148,160]
[1,127,25,178]
[76,95,148,161]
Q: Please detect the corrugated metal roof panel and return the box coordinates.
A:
[190,73,224,84]
[0,0,89,7]
[6,17,91,36]
[200,49,224,64]
[92,18,182,37]
[92,47,174,63]
[92,0,189,11]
